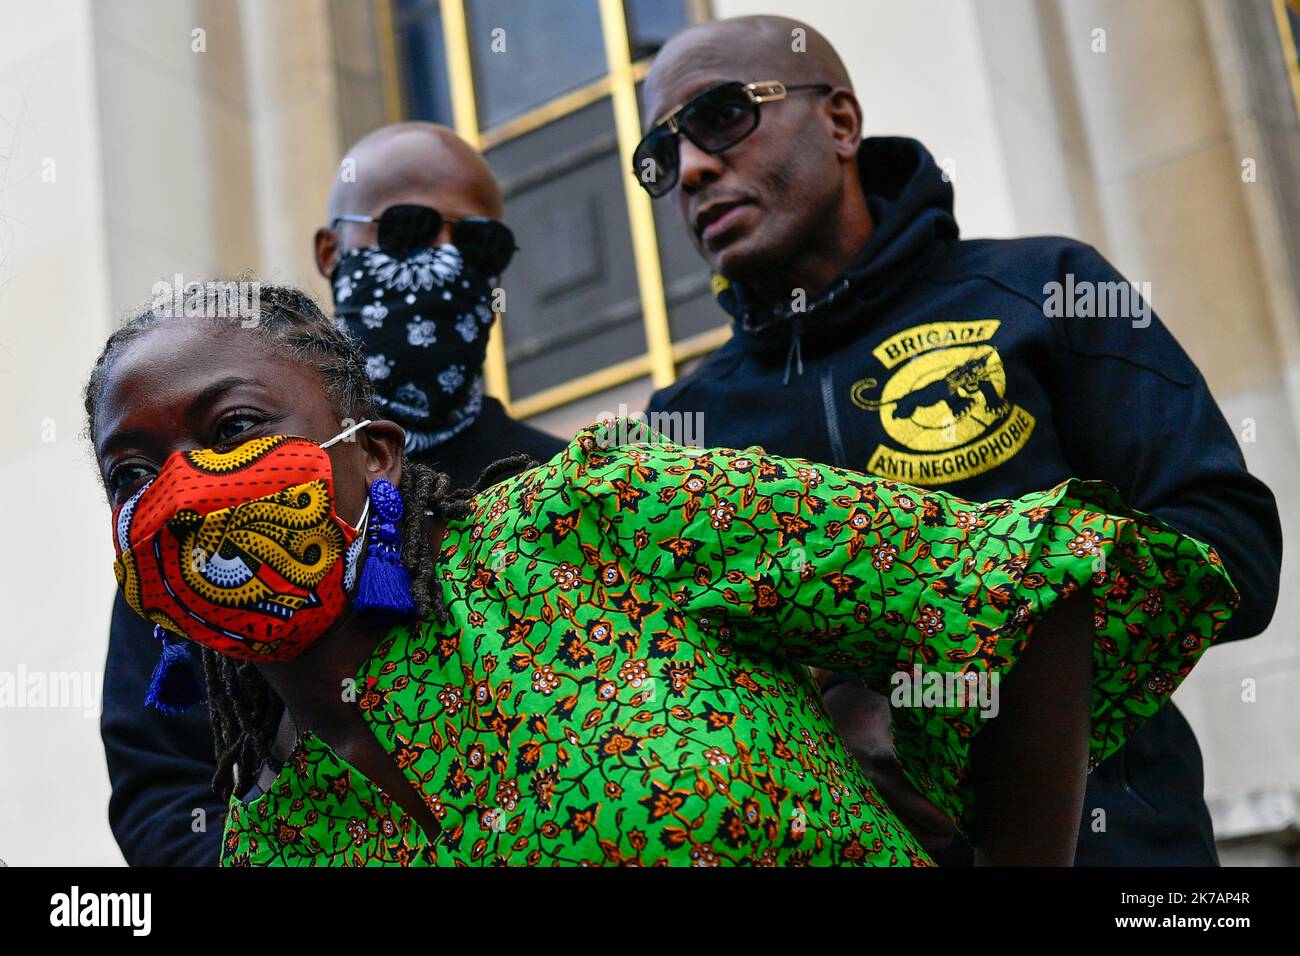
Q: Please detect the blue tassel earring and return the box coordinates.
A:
[144,624,203,714]
[354,478,416,615]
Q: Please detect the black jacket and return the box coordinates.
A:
[649,137,1282,864]
[101,396,565,865]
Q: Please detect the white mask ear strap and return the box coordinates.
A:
[342,493,371,594]
[320,419,373,449]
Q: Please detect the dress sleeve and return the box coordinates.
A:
[564,421,1239,834]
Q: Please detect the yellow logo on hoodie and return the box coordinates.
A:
[850,319,1035,484]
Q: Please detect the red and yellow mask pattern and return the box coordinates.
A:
[111,436,359,661]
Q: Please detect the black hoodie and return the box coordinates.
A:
[649,137,1282,864]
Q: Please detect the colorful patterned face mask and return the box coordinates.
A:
[111,423,373,661]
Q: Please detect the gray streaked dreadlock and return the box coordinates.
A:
[84,280,534,800]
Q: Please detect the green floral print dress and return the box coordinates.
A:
[221,420,1237,866]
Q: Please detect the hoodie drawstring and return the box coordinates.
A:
[782,315,805,386]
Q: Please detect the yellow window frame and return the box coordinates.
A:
[377,0,723,417]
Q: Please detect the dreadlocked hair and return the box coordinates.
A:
[401,449,539,618]
[83,279,536,801]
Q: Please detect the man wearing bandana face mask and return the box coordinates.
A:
[316,122,564,472]
[100,122,563,865]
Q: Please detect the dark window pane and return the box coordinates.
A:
[487,99,645,399]
[625,0,690,60]
[466,0,607,127]
[634,81,720,343]
[1290,5,1300,58]
[654,192,724,345]
[398,7,454,125]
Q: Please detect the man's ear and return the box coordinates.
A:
[359,420,407,488]
[315,226,341,279]
[823,88,864,162]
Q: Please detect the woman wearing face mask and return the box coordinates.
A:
[86,283,1237,867]
[101,136,567,866]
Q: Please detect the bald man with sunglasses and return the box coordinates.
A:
[642,16,1281,866]
[101,122,562,865]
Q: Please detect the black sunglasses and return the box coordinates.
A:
[633,80,833,198]
[332,203,518,276]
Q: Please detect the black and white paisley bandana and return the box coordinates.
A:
[332,244,497,455]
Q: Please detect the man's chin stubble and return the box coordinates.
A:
[712,241,789,300]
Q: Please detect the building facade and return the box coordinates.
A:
[0,0,1296,864]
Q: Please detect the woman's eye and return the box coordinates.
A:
[212,413,262,445]
[109,462,155,499]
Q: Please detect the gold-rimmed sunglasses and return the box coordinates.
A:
[633,80,833,198]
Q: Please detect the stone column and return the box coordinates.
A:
[238,0,343,301]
